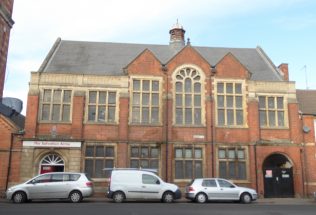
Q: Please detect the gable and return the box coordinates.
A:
[126,49,163,76]
[166,45,211,76]
[215,52,251,79]
[0,114,19,132]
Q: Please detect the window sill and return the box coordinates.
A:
[90,178,110,182]
[38,121,72,124]
[173,125,206,128]
[129,123,163,127]
[173,179,192,183]
[85,122,118,125]
[216,125,248,129]
[260,127,289,130]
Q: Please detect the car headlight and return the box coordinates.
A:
[7,187,15,192]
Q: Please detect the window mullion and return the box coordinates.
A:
[49,90,53,121]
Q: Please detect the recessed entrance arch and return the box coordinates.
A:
[263,153,294,198]
[39,154,65,174]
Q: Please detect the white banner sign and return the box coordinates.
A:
[23,141,81,148]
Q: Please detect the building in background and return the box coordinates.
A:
[0,0,14,98]
[296,89,316,196]
[11,23,316,198]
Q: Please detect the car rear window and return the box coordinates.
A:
[187,179,195,186]
[69,174,81,181]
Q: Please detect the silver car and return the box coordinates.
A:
[185,178,257,204]
[6,172,93,203]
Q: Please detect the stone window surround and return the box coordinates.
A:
[129,75,163,125]
[83,142,116,180]
[216,145,249,183]
[172,64,206,126]
[38,88,73,122]
[86,90,118,124]
[257,94,289,128]
[173,144,205,182]
[214,79,246,127]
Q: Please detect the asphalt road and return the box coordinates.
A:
[0,200,315,215]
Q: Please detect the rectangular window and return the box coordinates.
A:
[218,147,247,180]
[216,82,244,126]
[41,89,72,122]
[174,147,203,179]
[130,145,159,170]
[84,144,115,178]
[87,91,117,123]
[131,79,160,124]
[259,96,285,127]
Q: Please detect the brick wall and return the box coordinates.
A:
[0,114,21,195]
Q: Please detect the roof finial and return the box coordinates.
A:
[187,38,191,45]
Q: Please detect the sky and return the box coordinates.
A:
[3,0,316,115]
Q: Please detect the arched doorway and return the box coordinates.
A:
[263,154,294,198]
[39,154,65,174]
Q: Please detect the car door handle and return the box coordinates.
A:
[142,186,146,188]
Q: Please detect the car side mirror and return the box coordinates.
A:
[156,180,160,185]
[230,185,235,188]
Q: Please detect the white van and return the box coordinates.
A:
[106,169,181,203]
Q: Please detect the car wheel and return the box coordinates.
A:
[69,191,82,203]
[195,193,207,203]
[162,191,174,203]
[12,191,26,203]
[113,191,125,203]
[240,193,252,204]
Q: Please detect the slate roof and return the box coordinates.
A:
[296,89,316,115]
[0,103,25,129]
[39,38,284,82]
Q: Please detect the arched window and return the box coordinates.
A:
[39,154,64,174]
[174,67,203,125]
[41,154,64,165]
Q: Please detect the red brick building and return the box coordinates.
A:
[17,23,316,197]
[0,0,14,98]
[296,89,316,197]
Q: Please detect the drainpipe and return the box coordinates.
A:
[210,66,216,177]
[162,65,169,182]
[5,133,15,191]
[254,143,259,192]
[211,95,215,177]
[257,98,262,197]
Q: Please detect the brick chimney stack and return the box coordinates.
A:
[278,63,289,81]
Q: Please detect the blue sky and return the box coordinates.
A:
[3,0,316,114]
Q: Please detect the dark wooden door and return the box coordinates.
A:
[264,167,294,198]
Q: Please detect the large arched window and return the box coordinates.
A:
[174,67,203,125]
